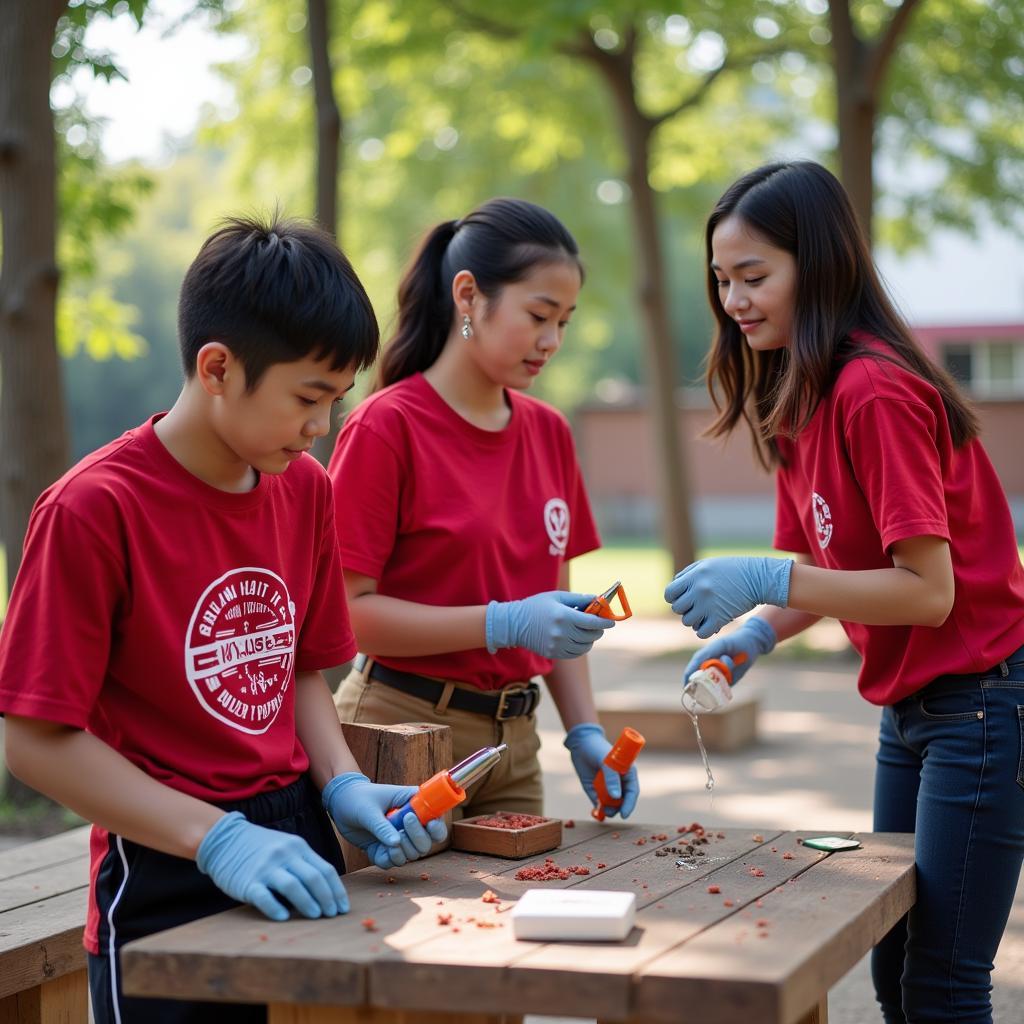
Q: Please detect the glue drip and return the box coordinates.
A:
[687,710,715,797]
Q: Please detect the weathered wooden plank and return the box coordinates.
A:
[632,833,915,1024]
[0,890,88,1000]
[120,910,368,1006]
[366,825,750,1018]
[0,827,90,882]
[0,858,90,914]
[371,830,804,1020]
[122,819,643,1007]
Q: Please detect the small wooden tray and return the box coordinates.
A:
[451,812,563,859]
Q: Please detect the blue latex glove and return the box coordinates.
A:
[196,811,348,922]
[322,772,448,870]
[486,591,614,659]
[684,615,777,688]
[563,723,639,819]
[665,557,793,639]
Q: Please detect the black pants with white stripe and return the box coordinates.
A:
[88,774,345,1024]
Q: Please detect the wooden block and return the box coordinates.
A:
[451,813,562,859]
[597,693,759,752]
[338,722,454,871]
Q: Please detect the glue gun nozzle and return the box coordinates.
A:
[449,743,508,788]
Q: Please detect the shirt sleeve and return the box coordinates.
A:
[295,481,358,671]
[844,397,950,550]
[773,465,812,555]
[327,420,402,581]
[0,503,126,728]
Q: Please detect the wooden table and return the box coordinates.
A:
[121,820,915,1024]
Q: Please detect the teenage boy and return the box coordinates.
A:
[0,216,446,1024]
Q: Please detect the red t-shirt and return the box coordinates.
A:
[774,343,1024,705]
[328,373,601,690]
[0,417,355,952]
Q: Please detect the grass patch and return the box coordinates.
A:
[0,795,85,838]
[571,541,774,617]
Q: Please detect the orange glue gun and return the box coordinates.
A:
[386,744,507,828]
[592,726,646,821]
[584,580,632,621]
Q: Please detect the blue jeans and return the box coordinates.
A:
[871,645,1024,1023]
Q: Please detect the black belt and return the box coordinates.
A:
[353,654,540,721]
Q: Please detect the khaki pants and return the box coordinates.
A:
[334,664,544,818]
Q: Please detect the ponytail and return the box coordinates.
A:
[376,220,459,390]
[377,198,582,391]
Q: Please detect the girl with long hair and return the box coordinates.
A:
[669,160,1024,1022]
[327,197,638,821]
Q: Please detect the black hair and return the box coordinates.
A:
[378,197,583,389]
[178,213,379,389]
[703,160,978,468]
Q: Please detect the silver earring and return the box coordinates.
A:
[461,314,473,340]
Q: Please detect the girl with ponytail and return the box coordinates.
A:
[326,198,639,820]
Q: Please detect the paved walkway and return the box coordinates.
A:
[532,618,1024,1023]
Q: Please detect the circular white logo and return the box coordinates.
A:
[812,492,833,549]
[185,568,296,734]
[543,497,570,556]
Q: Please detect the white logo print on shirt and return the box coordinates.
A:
[185,568,297,734]
[812,492,833,549]
[543,497,570,556]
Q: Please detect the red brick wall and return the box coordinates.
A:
[574,396,1024,502]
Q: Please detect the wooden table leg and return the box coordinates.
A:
[0,968,90,1024]
[795,999,828,1024]
[269,1007,520,1024]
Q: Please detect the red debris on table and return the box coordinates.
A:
[707,884,721,894]
[361,918,377,932]
[481,890,501,904]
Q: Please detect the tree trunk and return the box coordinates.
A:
[829,1,875,243]
[308,0,340,235]
[829,0,922,247]
[307,0,346,468]
[835,90,876,245]
[588,41,696,569]
[0,0,69,595]
[0,0,68,808]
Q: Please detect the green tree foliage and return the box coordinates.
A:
[203,0,798,412]
[871,0,1024,248]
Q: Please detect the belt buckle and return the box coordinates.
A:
[495,685,529,721]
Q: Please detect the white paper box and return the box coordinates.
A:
[511,888,636,941]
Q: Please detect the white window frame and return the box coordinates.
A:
[942,339,1024,399]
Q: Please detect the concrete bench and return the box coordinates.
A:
[597,689,760,752]
[0,823,91,1023]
